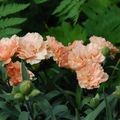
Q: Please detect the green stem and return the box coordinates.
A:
[111,59,120,77]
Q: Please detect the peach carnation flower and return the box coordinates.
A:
[17,33,48,65]
[46,36,69,67]
[68,41,105,70]
[67,41,86,70]
[76,62,108,89]
[6,61,34,86]
[0,35,19,64]
[90,36,119,53]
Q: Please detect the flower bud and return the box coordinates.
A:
[14,92,24,101]
[20,80,32,95]
[89,94,100,108]
[101,47,110,57]
[113,86,120,99]
[29,89,40,97]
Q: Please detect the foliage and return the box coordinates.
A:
[0,1,29,38]
[47,22,88,45]
[0,0,120,120]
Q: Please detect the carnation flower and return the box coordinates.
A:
[76,62,108,89]
[6,61,34,86]
[46,36,69,67]
[0,35,19,64]
[89,36,119,54]
[17,33,48,65]
[68,40,105,70]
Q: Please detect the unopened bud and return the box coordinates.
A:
[113,86,120,99]
[20,80,32,95]
[101,47,110,57]
[89,94,100,108]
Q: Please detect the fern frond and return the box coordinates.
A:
[65,0,85,23]
[0,28,21,38]
[53,0,72,14]
[53,0,85,23]
[84,6,120,43]
[0,3,29,17]
[83,0,112,19]
[0,17,26,28]
[33,0,48,4]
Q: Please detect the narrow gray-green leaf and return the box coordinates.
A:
[18,112,29,120]
[84,95,114,120]
[75,86,82,109]
[104,92,113,120]
[33,0,48,4]
[21,60,29,80]
[0,112,9,120]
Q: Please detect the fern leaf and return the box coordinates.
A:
[83,0,112,19]
[58,0,76,16]
[0,17,26,28]
[65,0,85,23]
[0,28,21,38]
[53,0,85,23]
[33,0,48,4]
[53,0,72,14]
[84,6,120,43]
[0,3,29,17]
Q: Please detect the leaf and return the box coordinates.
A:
[0,3,29,17]
[104,92,113,120]
[53,0,72,14]
[75,108,81,120]
[0,18,26,29]
[53,0,85,23]
[21,60,30,80]
[37,98,55,119]
[0,61,7,81]
[75,86,82,109]
[18,112,29,120]
[0,28,21,38]
[83,6,120,43]
[45,90,61,100]
[0,101,19,117]
[33,0,48,4]
[84,95,114,120]
[64,0,85,23]
[47,22,88,45]
[0,112,9,120]
[52,105,68,115]
[83,0,112,19]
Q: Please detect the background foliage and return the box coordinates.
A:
[0,0,120,120]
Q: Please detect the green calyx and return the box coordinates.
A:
[14,92,25,101]
[29,89,40,97]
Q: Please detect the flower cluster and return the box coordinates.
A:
[47,36,118,89]
[0,33,118,89]
[0,33,48,85]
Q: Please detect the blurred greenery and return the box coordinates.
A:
[0,0,120,120]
